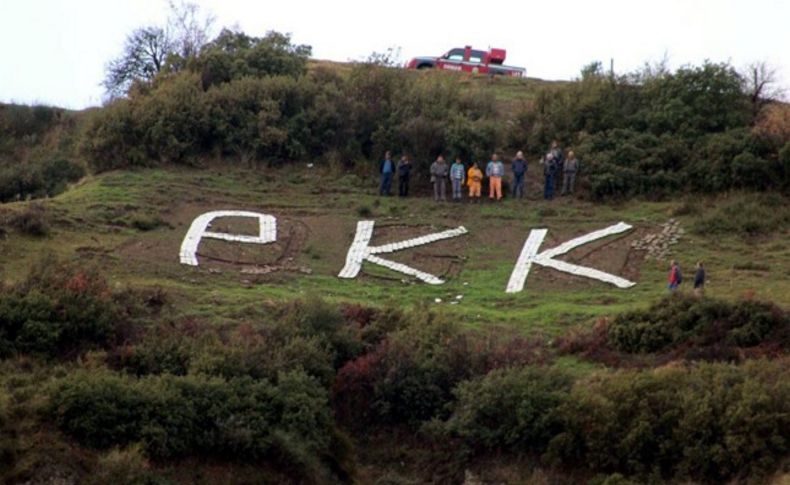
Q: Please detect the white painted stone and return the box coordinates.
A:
[338,222,468,284]
[180,211,277,266]
[506,222,635,293]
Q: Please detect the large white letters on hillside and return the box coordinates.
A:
[179,212,637,292]
[505,222,635,293]
[338,221,468,285]
[179,210,277,266]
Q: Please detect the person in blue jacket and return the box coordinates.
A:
[511,150,528,199]
[379,151,394,196]
[541,152,557,200]
[450,156,466,202]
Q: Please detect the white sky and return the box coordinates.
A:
[1,0,788,109]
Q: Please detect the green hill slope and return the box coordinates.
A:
[2,165,787,328]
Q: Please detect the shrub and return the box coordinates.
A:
[86,445,163,485]
[189,29,311,89]
[441,366,572,452]
[334,316,545,427]
[0,257,123,359]
[692,193,790,236]
[5,203,50,236]
[0,104,60,140]
[0,158,84,203]
[334,317,479,426]
[48,369,334,468]
[547,360,790,482]
[607,295,788,354]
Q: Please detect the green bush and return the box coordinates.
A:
[441,366,572,452]
[189,29,311,89]
[5,203,50,236]
[0,104,60,140]
[692,193,790,236]
[48,369,333,465]
[334,315,543,427]
[547,360,790,482]
[86,445,168,485]
[607,295,788,354]
[0,157,84,202]
[0,258,123,359]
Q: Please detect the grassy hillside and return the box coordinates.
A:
[2,166,787,334]
[1,58,789,483]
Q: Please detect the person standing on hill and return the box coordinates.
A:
[511,150,528,199]
[541,152,557,200]
[379,151,394,196]
[549,140,564,193]
[694,261,706,296]
[467,161,483,203]
[561,150,579,196]
[430,155,448,202]
[486,153,504,201]
[397,155,412,197]
[668,260,682,293]
[450,156,466,202]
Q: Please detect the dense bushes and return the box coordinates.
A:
[427,360,790,483]
[440,366,572,452]
[546,360,789,482]
[0,103,85,202]
[48,370,334,466]
[2,282,787,482]
[607,295,789,353]
[0,104,61,144]
[0,157,84,203]
[0,258,124,358]
[334,316,546,426]
[692,192,790,236]
[82,66,498,175]
[509,61,787,200]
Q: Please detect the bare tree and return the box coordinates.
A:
[102,2,215,98]
[103,26,173,99]
[743,61,785,120]
[167,1,216,59]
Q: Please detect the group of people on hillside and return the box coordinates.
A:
[668,260,706,296]
[378,141,581,202]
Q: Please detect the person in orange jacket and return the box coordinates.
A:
[467,161,483,203]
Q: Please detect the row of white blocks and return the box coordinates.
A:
[179,211,277,266]
[338,221,468,283]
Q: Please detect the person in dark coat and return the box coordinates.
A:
[397,155,412,197]
[694,261,706,297]
[511,150,528,199]
[541,152,557,200]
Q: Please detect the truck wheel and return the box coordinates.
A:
[417,64,433,69]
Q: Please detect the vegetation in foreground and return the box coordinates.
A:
[1,258,788,483]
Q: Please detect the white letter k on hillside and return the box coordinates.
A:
[505,222,636,293]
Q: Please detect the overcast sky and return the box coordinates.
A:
[1,0,788,109]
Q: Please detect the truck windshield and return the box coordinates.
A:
[444,48,465,61]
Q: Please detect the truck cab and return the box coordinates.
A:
[406,46,524,77]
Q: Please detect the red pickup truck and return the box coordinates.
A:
[406,46,525,77]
